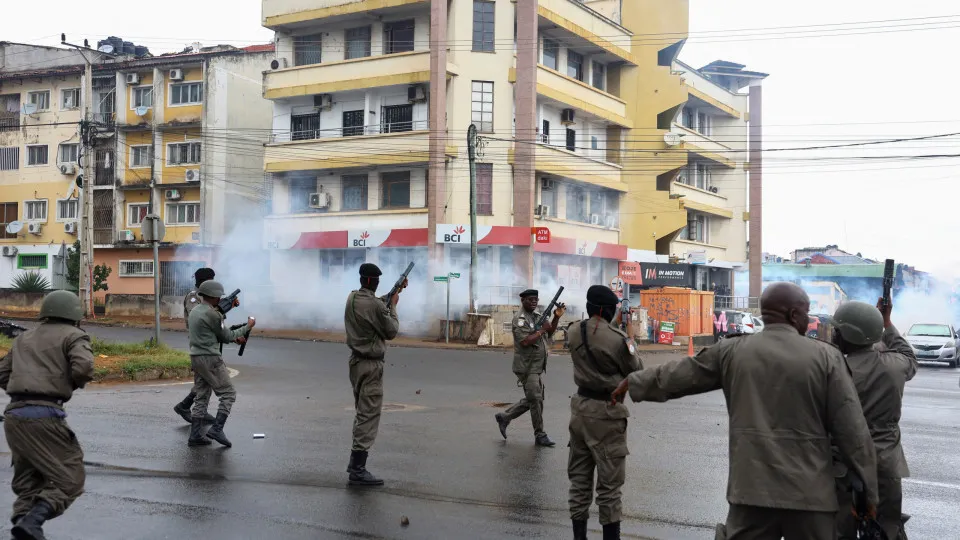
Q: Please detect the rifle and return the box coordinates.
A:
[218,289,241,315]
[534,286,564,330]
[618,298,631,332]
[383,262,415,304]
[229,323,252,356]
[881,259,895,309]
[0,318,27,339]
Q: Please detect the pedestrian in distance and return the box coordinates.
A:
[612,282,878,540]
[495,289,565,447]
[186,280,254,448]
[174,267,227,425]
[0,290,94,540]
[567,285,643,540]
[344,263,408,486]
[832,299,917,540]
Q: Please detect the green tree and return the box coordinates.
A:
[92,264,112,292]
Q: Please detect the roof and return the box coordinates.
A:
[0,65,85,80]
[763,264,885,279]
[242,44,275,53]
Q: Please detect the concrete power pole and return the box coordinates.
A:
[467,124,478,313]
[748,83,763,301]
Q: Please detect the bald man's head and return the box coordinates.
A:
[760,282,811,335]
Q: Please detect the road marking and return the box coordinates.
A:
[145,368,239,387]
[903,478,960,491]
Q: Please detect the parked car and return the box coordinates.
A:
[713,310,763,342]
[904,323,960,368]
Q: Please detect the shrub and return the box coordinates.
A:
[10,272,51,293]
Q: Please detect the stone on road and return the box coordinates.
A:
[0,325,956,539]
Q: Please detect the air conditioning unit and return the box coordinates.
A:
[408,85,427,103]
[169,69,184,81]
[121,230,135,241]
[540,178,555,190]
[604,215,617,228]
[561,109,575,125]
[535,204,550,218]
[676,174,686,184]
[27,222,43,235]
[313,94,332,110]
[125,73,140,85]
[590,214,600,225]
[309,192,331,209]
[165,189,182,200]
[64,221,77,234]
[1,246,17,257]
[59,163,76,175]
[185,169,200,182]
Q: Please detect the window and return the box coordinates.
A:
[167,142,201,165]
[119,260,154,277]
[128,203,149,226]
[130,145,151,168]
[539,181,557,217]
[61,88,80,110]
[381,104,413,133]
[381,171,411,208]
[565,185,588,222]
[592,61,605,91]
[384,20,415,54]
[684,213,708,243]
[170,82,202,105]
[473,1,495,52]
[542,38,559,70]
[58,143,79,164]
[291,113,320,141]
[24,200,47,221]
[27,91,50,111]
[26,145,48,166]
[345,26,372,60]
[56,199,78,221]
[0,202,17,239]
[567,51,584,81]
[17,254,47,270]
[697,111,710,136]
[541,120,550,143]
[695,162,711,190]
[682,107,694,129]
[471,81,494,133]
[342,110,364,137]
[294,34,323,66]
[165,202,200,225]
[132,86,153,108]
[477,163,493,215]
[0,147,19,170]
[566,128,576,152]
[591,136,599,150]
[342,174,369,211]
[288,176,316,213]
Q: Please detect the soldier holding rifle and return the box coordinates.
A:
[495,288,565,447]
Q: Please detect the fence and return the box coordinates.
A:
[715,296,759,310]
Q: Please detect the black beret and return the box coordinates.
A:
[194,267,215,281]
[586,285,619,307]
[519,289,539,298]
[359,263,382,278]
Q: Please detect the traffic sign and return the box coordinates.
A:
[532,227,550,243]
[141,215,166,243]
[434,276,448,282]
[450,272,461,278]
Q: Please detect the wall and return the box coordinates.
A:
[271,167,427,215]
[105,293,182,318]
[94,246,214,299]
[270,86,429,138]
[0,44,99,72]
[161,66,203,123]
[0,243,67,289]
[0,290,45,312]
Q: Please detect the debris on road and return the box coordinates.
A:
[253,434,266,439]
[400,516,409,527]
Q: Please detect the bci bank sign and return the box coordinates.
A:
[435,225,474,244]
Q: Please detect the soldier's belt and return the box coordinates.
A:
[350,351,385,361]
[577,386,612,401]
[9,393,65,406]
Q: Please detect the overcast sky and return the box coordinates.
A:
[7,0,959,277]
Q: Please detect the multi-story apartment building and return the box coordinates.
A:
[259,0,696,321]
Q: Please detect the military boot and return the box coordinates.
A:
[187,417,212,447]
[535,434,556,447]
[602,522,620,540]
[174,392,215,424]
[347,450,384,486]
[572,519,588,540]
[495,413,509,439]
[205,412,232,448]
[11,500,53,540]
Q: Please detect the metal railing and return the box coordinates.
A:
[0,114,19,132]
[92,112,115,126]
[715,296,759,310]
[271,120,429,143]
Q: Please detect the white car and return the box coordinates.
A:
[904,323,960,368]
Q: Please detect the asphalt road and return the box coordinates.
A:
[0,325,958,539]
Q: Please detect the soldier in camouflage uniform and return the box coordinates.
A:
[344,263,407,486]
[0,291,94,540]
[495,289,565,447]
[567,285,643,540]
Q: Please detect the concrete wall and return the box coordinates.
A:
[0,290,45,312]
[105,293,182,318]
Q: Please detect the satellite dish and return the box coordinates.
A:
[663,132,682,147]
[5,221,24,235]
[21,103,37,115]
[135,106,149,116]
[99,44,114,54]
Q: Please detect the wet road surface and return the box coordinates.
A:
[0,325,957,539]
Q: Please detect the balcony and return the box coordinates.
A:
[263,0,428,29]
[674,125,736,168]
[537,0,635,64]
[676,62,747,119]
[510,65,631,128]
[271,119,428,143]
[265,130,458,173]
[672,182,733,219]
[264,51,457,99]
[508,143,625,193]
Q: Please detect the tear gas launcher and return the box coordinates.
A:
[535,286,565,330]
[384,262,415,304]
[882,259,895,309]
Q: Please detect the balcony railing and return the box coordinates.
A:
[271,120,428,143]
[92,112,115,126]
[0,113,19,132]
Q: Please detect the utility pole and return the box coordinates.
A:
[467,124,478,313]
[62,35,96,316]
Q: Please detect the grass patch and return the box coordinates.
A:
[1,336,190,382]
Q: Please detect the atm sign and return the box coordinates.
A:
[532,227,550,243]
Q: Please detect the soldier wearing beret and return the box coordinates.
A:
[495,289,565,447]
[343,262,407,486]
[566,285,643,540]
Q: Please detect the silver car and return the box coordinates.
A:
[904,323,960,368]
